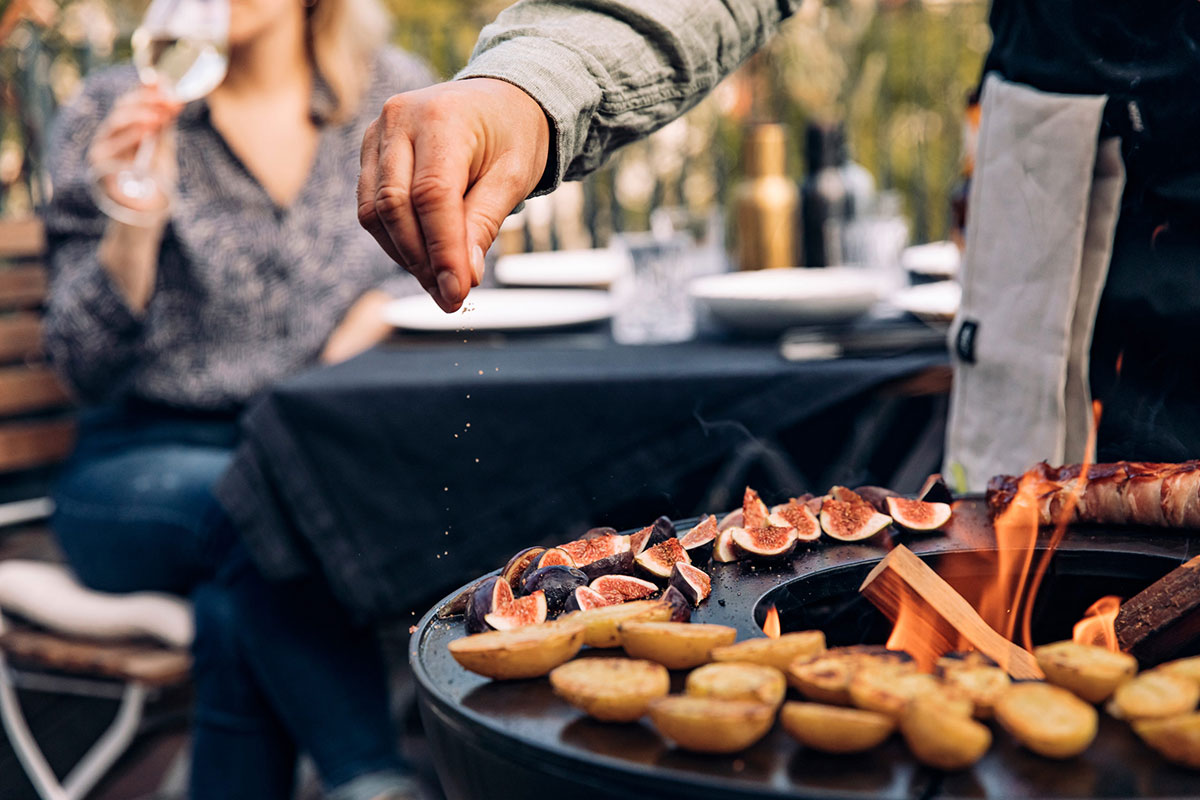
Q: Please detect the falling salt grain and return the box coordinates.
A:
[478,370,484,375]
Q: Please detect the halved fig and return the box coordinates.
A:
[500,546,546,592]
[820,499,893,542]
[582,526,618,540]
[669,562,712,606]
[661,584,693,622]
[678,515,719,564]
[635,538,690,580]
[629,525,653,556]
[558,534,630,567]
[712,528,740,563]
[717,508,744,532]
[563,585,612,612]
[742,487,770,529]
[732,525,798,560]
[521,565,589,611]
[466,576,515,633]
[578,550,635,581]
[829,485,869,505]
[854,486,901,514]
[918,473,954,505]
[484,590,547,631]
[772,502,821,542]
[533,547,577,568]
[590,574,659,604]
[886,497,952,532]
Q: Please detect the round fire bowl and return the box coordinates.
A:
[411,500,1200,800]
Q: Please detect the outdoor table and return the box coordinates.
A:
[215,331,948,623]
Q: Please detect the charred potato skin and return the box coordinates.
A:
[447,620,587,680]
[901,694,991,771]
[995,682,1098,759]
[619,622,738,670]
[647,696,776,754]
[549,658,670,722]
[710,631,826,671]
[780,701,896,754]
[1133,713,1200,769]
[685,662,787,709]
[1034,640,1137,704]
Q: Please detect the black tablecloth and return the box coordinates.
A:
[215,338,944,622]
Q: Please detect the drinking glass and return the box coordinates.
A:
[610,231,697,345]
[90,0,229,226]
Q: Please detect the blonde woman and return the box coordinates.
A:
[44,0,431,796]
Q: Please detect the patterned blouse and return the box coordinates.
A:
[43,49,433,411]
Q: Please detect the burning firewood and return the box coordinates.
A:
[1115,555,1200,665]
[858,545,1044,680]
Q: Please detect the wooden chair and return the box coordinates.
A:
[0,218,192,800]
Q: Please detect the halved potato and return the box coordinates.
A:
[1155,656,1200,687]
[710,630,826,671]
[941,665,1011,718]
[901,694,991,770]
[787,648,914,706]
[1108,671,1200,720]
[1133,712,1200,769]
[549,657,669,722]
[619,621,737,670]
[1034,640,1137,703]
[780,701,895,754]
[648,696,775,753]
[564,599,672,648]
[849,665,963,717]
[995,682,1098,758]
[685,662,787,708]
[448,619,586,680]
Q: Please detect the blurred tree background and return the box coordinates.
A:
[1,0,989,248]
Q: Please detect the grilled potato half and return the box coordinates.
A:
[1156,656,1200,687]
[648,696,776,753]
[780,701,895,754]
[686,662,787,708]
[995,683,1098,758]
[710,631,826,671]
[1034,640,1137,703]
[448,619,586,680]
[901,694,991,771]
[619,621,737,670]
[1108,672,1200,721]
[849,665,968,718]
[549,657,670,722]
[787,648,914,706]
[939,665,1011,719]
[563,600,673,648]
[1133,713,1200,769]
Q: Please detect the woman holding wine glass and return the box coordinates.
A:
[42,0,432,796]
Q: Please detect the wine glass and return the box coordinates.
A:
[90,0,229,226]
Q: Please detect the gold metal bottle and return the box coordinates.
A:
[733,124,798,270]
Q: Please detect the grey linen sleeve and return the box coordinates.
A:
[41,69,146,404]
[456,0,799,193]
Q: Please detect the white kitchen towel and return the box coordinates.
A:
[945,74,1125,491]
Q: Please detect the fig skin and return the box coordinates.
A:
[563,585,612,612]
[440,577,483,618]
[679,515,719,566]
[501,547,547,593]
[854,486,901,514]
[661,584,693,622]
[635,538,691,580]
[918,473,955,504]
[669,562,712,606]
[578,550,636,581]
[466,576,515,633]
[648,515,675,547]
[521,565,589,612]
[582,526,619,540]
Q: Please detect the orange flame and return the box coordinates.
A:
[1073,596,1121,651]
[762,605,780,638]
[884,602,938,672]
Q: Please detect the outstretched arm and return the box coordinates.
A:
[358,0,797,311]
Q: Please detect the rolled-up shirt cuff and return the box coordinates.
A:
[455,36,603,197]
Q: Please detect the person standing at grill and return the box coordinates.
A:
[357,0,1200,488]
[44,0,431,795]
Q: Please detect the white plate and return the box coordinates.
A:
[688,267,882,332]
[383,289,613,333]
[892,280,961,323]
[494,249,629,288]
[901,241,961,279]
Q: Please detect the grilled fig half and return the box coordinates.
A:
[661,585,693,622]
[918,473,955,505]
[590,574,659,604]
[820,499,893,542]
[635,537,691,580]
[533,547,577,568]
[484,590,547,631]
[717,508,744,532]
[669,562,712,606]
[732,525,798,561]
[629,525,654,555]
[558,534,630,567]
[500,547,546,592]
[563,585,612,613]
[771,503,821,542]
[712,528,740,563]
[886,497,952,532]
[578,550,635,581]
[678,515,719,565]
[522,565,589,612]
[742,487,771,529]
[466,576,515,633]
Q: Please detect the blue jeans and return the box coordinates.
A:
[52,404,410,800]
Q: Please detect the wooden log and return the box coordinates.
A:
[859,545,1044,680]
[1115,555,1200,666]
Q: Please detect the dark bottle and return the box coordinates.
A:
[800,122,850,267]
